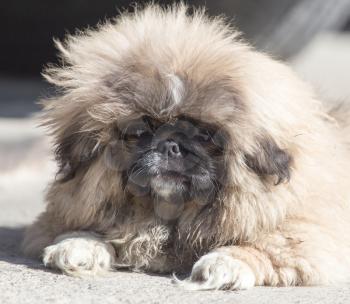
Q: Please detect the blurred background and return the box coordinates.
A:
[0,0,350,226]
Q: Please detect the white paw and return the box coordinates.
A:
[174,252,255,290]
[43,232,115,277]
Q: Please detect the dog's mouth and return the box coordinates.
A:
[157,170,189,182]
[125,163,216,221]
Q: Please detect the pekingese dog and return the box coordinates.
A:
[23,4,350,290]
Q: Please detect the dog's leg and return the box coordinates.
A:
[176,221,350,290]
[22,213,116,276]
[41,231,115,277]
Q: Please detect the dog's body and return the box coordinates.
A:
[23,5,350,290]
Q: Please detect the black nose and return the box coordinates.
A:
[157,140,181,157]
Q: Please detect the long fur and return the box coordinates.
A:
[23,4,350,287]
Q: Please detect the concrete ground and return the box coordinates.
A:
[1,33,350,303]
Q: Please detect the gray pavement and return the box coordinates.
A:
[1,33,350,303]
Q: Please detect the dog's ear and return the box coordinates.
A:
[55,125,100,182]
[244,136,292,185]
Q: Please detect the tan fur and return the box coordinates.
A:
[23,4,350,288]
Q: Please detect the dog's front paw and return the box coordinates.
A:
[43,232,115,277]
[175,252,255,290]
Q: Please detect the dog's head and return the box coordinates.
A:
[44,4,298,247]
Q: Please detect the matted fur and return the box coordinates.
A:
[23,4,350,289]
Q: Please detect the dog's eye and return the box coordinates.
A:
[131,127,147,137]
[123,121,150,141]
[136,129,145,137]
[194,131,211,142]
[125,128,148,140]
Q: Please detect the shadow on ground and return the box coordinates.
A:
[0,226,44,269]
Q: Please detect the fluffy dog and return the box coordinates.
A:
[22,4,350,290]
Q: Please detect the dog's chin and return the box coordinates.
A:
[150,172,188,201]
[149,172,189,221]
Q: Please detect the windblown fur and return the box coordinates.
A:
[23,4,350,289]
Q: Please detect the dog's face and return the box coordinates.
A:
[113,115,226,220]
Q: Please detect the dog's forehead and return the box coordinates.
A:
[107,62,241,124]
